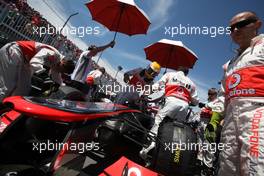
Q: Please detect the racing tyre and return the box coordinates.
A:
[152,119,197,176]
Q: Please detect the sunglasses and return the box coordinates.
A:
[230,18,258,32]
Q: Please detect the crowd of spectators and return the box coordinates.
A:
[1,0,117,85]
[3,0,83,60]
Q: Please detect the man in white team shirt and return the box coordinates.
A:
[71,41,115,83]
[140,67,199,158]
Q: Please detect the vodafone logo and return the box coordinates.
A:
[228,73,241,89]
[177,87,184,94]
[127,167,142,176]
[107,157,157,176]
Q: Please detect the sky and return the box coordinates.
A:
[27,0,264,102]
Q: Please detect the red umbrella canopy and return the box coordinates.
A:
[86,0,151,38]
[144,39,198,70]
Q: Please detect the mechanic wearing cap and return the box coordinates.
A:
[114,61,161,105]
[71,41,115,83]
[86,67,105,86]
[195,88,224,173]
[0,40,74,101]
[85,67,106,100]
[139,67,199,158]
[199,88,223,128]
[218,11,264,176]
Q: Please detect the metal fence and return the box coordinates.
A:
[0,1,120,88]
[0,0,58,46]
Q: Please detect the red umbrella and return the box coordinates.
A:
[86,0,151,40]
[144,39,198,72]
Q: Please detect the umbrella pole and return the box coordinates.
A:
[113,31,118,41]
[113,4,125,41]
[164,67,168,74]
[99,4,125,65]
[96,51,104,64]
[164,46,174,74]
